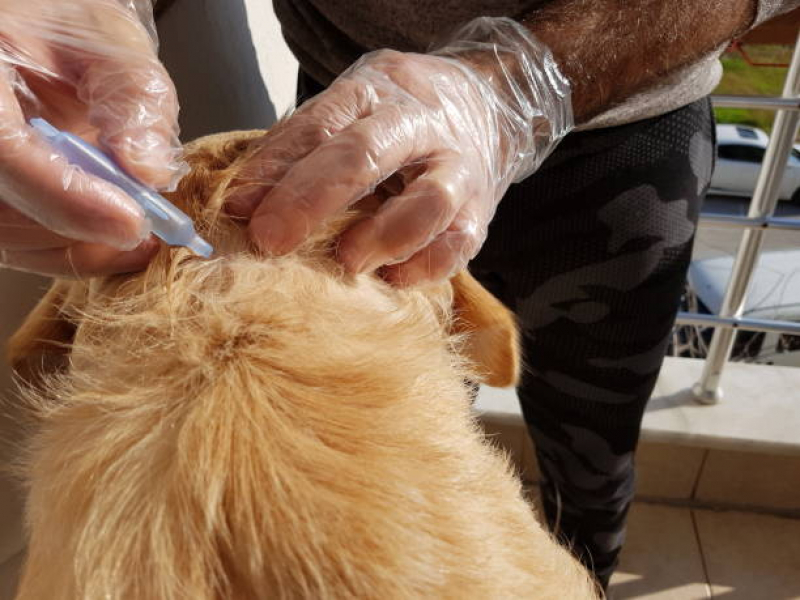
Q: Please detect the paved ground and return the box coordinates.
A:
[694,194,800,260]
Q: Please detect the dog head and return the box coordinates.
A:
[7,130,519,389]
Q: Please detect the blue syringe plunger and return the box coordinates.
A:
[29,117,213,258]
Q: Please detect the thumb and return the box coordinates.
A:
[79,54,187,191]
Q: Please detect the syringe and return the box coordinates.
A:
[29,118,213,258]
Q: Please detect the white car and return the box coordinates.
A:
[671,249,800,366]
[710,124,800,203]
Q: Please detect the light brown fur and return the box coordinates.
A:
[7,131,597,599]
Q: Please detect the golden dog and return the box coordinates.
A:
[6,131,598,599]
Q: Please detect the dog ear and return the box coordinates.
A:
[6,280,78,383]
[449,271,520,388]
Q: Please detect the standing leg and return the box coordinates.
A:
[471,98,715,589]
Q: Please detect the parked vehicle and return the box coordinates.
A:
[710,124,800,202]
[670,249,800,366]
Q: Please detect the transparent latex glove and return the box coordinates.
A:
[229,17,572,286]
[0,0,186,277]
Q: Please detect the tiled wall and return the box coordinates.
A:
[479,415,800,513]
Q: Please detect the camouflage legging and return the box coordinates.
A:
[470,97,715,588]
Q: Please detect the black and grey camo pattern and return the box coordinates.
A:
[471,98,715,588]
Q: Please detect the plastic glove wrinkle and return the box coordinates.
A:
[0,0,185,275]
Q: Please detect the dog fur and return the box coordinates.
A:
[6,131,598,599]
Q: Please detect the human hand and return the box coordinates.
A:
[229,17,572,286]
[0,0,185,277]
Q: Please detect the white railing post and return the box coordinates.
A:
[692,30,800,405]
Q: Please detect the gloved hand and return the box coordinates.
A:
[0,0,185,277]
[229,17,572,286]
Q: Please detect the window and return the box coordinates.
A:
[736,126,759,140]
[717,144,765,163]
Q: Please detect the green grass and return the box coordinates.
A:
[713,46,792,133]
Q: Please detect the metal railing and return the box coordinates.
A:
[674,30,800,404]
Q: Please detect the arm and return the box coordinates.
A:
[520,0,756,123]
[233,0,782,287]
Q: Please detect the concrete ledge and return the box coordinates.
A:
[475,356,800,456]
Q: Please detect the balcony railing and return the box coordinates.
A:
[675,30,800,404]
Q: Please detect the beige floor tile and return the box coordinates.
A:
[695,450,800,511]
[695,509,800,599]
[0,550,24,600]
[609,504,710,600]
[636,443,706,500]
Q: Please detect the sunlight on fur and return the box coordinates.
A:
[7,131,598,599]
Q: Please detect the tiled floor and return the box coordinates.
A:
[610,504,709,600]
[522,482,800,600]
[609,504,800,599]
[483,417,800,599]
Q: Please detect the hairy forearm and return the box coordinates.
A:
[521,0,757,123]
